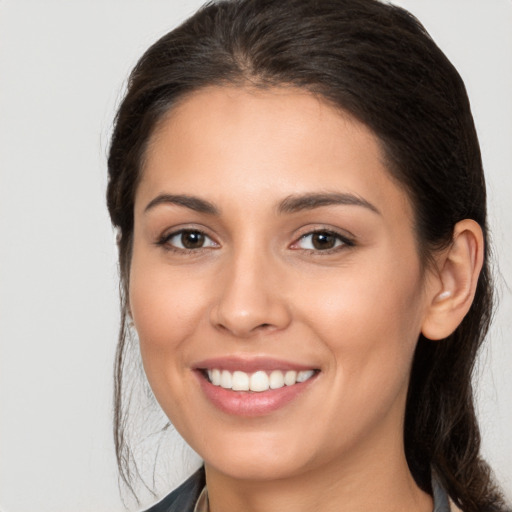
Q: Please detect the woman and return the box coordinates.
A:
[106,0,510,511]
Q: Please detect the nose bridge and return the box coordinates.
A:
[211,240,290,337]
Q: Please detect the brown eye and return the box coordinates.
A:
[294,230,352,252]
[161,229,217,251]
[311,232,337,250]
[181,231,205,249]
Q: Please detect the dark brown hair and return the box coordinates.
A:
[107,0,508,510]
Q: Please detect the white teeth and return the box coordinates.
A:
[211,369,221,386]
[220,370,232,389]
[206,368,315,391]
[269,370,285,389]
[296,370,315,383]
[232,371,250,391]
[284,370,297,386]
[250,371,270,392]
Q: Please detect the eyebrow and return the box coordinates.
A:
[144,194,219,215]
[144,191,380,216]
[278,192,380,215]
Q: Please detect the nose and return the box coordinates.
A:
[209,248,292,338]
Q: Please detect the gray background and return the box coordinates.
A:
[1,1,511,510]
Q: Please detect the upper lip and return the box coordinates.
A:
[193,356,319,373]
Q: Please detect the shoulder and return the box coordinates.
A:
[143,467,206,512]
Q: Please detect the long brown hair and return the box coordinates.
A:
[107,0,509,509]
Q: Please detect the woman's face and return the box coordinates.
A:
[130,86,435,482]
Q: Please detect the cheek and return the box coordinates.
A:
[294,256,426,447]
[128,255,217,426]
[298,251,426,376]
[128,254,210,372]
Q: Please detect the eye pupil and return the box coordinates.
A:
[181,231,205,249]
[312,232,336,250]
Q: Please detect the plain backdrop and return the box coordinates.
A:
[0,1,511,511]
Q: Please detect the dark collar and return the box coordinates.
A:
[143,467,206,512]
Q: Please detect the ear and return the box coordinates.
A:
[421,219,484,341]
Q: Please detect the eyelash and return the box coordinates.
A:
[156,229,218,253]
[156,228,355,254]
[292,229,355,254]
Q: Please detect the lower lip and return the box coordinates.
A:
[196,372,318,417]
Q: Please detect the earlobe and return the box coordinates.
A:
[421,219,484,341]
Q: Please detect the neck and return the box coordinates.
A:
[204,435,432,512]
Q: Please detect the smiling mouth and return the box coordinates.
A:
[201,368,319,392]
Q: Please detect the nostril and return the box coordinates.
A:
[210,292,292,337]
[254,323,277,333]
[214,321,277,337]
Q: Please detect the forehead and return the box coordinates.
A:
[137,85,412,220]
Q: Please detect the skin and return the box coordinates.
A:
[129,86,482,512]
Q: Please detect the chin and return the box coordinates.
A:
[196,428,320,482]
[205,453,310,482]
